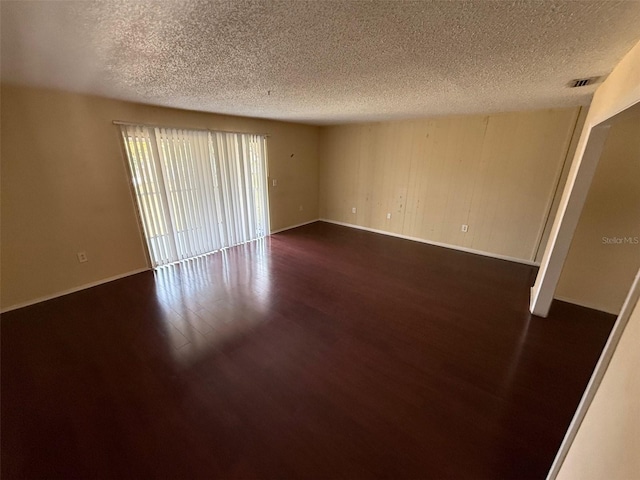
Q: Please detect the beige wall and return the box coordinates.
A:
[319,108,579,262]
[556,116,640,314]
[556,282,640,480]
[1,85,319,310]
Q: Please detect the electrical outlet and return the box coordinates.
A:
[386,213,392,219]
[461,224,469,233]
[272,179,278,187]
[77,251,88,263]
[351,207,357,214]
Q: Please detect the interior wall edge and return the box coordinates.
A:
[554,113,640,316]
[535,106,588,262]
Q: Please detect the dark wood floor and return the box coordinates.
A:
[1,222,615,479]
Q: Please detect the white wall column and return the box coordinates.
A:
[530,125,611,317]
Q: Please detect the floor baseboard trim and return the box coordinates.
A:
[319,219,540,267]
[270,219,320,234]
[1,268,151,314]
[553,295,618,316]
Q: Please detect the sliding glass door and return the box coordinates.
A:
[120,125,269,267]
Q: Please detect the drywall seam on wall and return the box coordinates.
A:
[0,268,151,314]
[320,219,540,266]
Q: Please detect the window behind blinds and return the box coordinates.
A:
[120,125,269,267]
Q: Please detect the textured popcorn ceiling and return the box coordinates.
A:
[2,1,640,125]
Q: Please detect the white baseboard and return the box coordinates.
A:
[319,218,540,267]
[3,220,537,314]
[270,219,320,234]
[1,267,151,314]
[553,295,619,315]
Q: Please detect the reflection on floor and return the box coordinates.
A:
[1,222,615,479]
[153,239,273,364]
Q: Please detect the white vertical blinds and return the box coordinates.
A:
[120,125,269,267]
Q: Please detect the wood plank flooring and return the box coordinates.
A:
[1,222,615,479]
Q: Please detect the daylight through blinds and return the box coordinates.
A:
[120,125,269,266]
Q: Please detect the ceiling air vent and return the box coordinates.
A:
[569,77,600,88]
